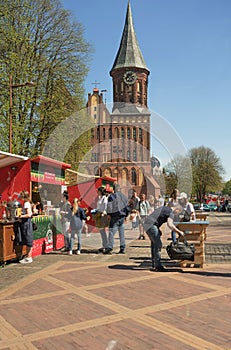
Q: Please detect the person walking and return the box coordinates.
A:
[18,190,34,264]
[69,198,89,255]
[104,184,129,254]
[59,191,71,251]
[143,204,184,271]
[95,187,109,253]
[138,193,150,240]
[128,189,140,229]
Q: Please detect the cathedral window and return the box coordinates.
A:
[121,128,125,139]
[139,128,143,141]
[127,128,130,139]
[109,128,112,139]
[133,149,137,161]
[96,127,100,139]
[133,127,137,141]
[115,127,119,139]
[92,153,99,162]
[131,168,137,185]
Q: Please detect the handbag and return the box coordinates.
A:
[32,222,38,231]
[166,238,195,261]
[93,212,109,228]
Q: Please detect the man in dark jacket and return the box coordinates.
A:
[144,204,184,271]
[105,184,129,254]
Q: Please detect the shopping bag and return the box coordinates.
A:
[166,238,195,261]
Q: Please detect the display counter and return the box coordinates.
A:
[0,214,64,264]
[0,221,27,264]
[175,221,210,268]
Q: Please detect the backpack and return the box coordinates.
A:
[107,192,130,217]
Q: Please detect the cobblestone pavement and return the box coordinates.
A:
[0,212,230,349]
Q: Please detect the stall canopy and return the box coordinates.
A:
[31,155,71,170]
[0,151,28,169]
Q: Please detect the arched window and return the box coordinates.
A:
[133,149,137,161]
[103,128,106,140]
[127,128,130,139]
[127,150,130,160]
[139,128,143,141]
[131,168,137,185]
[121,128,125,139]
[133,127,136,140]
[97,127,100,139]
[109,128,112,139]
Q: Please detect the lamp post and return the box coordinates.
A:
[9,75,36,153]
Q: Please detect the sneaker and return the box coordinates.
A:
[104,248,113,255]
[117,250,125,254]
[98,247,105,253]
[150,265,167,272]
[69,250,73,255]
[19,257,33,264]
[77,250,81,255]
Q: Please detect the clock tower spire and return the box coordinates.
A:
[110,1,150,107]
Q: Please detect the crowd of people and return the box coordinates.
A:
[15,185,198,269]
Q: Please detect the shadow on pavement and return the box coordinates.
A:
[182,270,231,277]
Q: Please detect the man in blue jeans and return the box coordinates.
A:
[104,184,129,254]
[143,204,184,271]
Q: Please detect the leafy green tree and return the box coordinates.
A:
[222,179,231,196]
[0,0,92,161]
[162,155,192,197]
[188,146,224,202]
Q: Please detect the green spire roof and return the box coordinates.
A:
[111,1,149,72]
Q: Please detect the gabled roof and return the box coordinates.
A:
[110,1,149,72]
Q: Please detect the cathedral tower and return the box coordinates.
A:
[86,1,160,197]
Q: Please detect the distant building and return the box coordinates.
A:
[83,2,160,197]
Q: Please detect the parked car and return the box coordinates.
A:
[193,203,211,212]
[207,203,217,211]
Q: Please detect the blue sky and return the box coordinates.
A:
[60,0,231,181]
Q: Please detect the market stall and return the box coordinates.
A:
[0,151,71,263]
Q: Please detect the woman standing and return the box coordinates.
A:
[69,198,89,255]
[138,193,150,240]
[95,187,109,253]
[60,191,71,251]
[18,190,33,264]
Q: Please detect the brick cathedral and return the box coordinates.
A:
[83,2,160,198]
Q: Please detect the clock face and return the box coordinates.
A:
[123,71,137,85]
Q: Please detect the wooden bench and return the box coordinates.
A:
[195,212,209,221]
[174,221,210,268]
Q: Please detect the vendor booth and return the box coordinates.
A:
[0,151,71,264]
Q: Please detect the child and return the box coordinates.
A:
[129,209,139,230]
[82,208,90,237]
